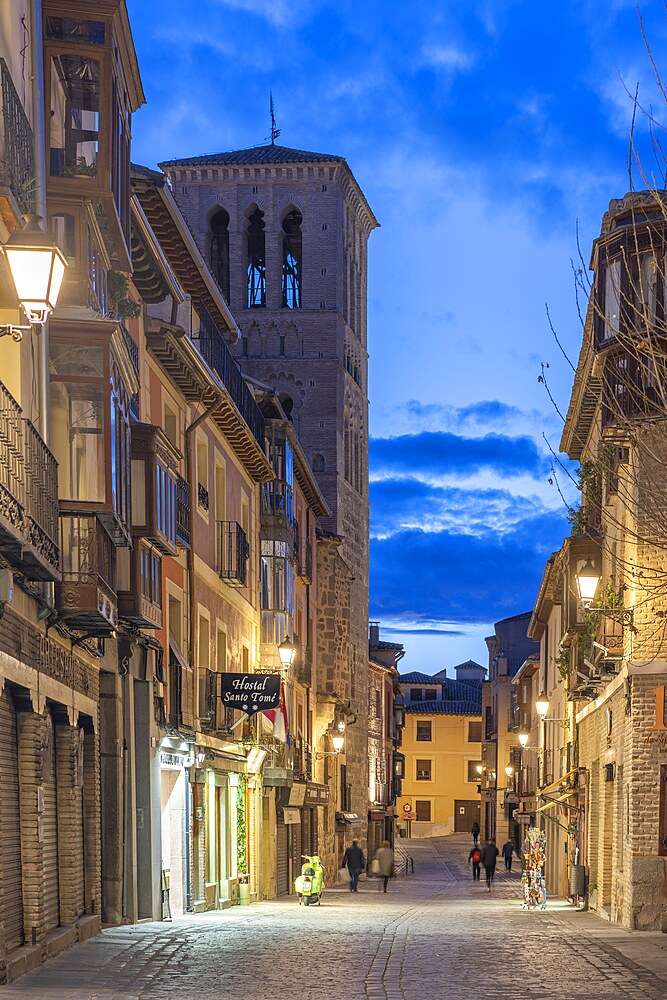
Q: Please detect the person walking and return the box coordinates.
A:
[374,840,394,893]
[468,843,482,881]
[481,839,499,890]
[342,840,365,892]
[501,840,515,872]
[471,821,480,846]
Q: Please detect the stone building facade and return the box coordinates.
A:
[159,145,378,856]
[528,189,667,930]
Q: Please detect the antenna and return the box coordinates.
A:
[269,93,281,145]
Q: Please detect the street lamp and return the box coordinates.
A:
[518,732,529,748]
[505,764,514,778]
[278,636,296,668]
[535,691,568,728]
[0,215,67,339]
[574,558,634,627]
[331,734,345,753]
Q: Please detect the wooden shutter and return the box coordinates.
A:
[660,765,667,857]
[0,688,24,949]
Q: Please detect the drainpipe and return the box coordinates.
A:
[30,0,48,441]
[184,393,223,671]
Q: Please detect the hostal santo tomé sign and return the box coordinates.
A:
[220,673,280,716]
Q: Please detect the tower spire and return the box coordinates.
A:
[269,93,281,145]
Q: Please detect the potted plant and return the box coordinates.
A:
[587,880,598,908]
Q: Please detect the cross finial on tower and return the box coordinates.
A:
[270,93,281,145]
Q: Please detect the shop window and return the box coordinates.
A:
[49,54,100,178]
[282,208,302,308]
[415,800,431,822]
[416,721,432,742]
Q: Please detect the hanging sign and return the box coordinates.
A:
[220,673,281,715]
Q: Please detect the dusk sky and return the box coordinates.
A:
[127,0,667,672]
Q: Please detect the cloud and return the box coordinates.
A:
[211,0,308,28]
[370,430,549,481]
[370,509,568,626]
[370,477,557,538]
[380,625,468,636]
[420,43,475,73]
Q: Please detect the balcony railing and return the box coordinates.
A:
[297,537,312,583]
[262,480,294,521]
[292,737,313,780]
[176,474,190,547]
[519,766,537,797]
[295,646,312,687]
[192,303,264,449]
[197,482,209,511]
[216,520,249,587]
[0,379,59,579]
[0,58,35,213]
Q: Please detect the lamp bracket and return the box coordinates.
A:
[583,605,634,628]
[0,324,30,342]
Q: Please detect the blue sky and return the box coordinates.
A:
[127,0,667,671]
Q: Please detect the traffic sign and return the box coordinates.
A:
[403,803,412,813]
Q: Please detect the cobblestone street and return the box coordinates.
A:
[3,836,667,1000]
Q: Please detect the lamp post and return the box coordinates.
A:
[535,691,568,728]
[0,215,67,340]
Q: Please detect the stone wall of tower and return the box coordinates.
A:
[167,155,375,851]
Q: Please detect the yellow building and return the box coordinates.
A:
[396,665,484,838]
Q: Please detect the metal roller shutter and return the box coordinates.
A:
[291,816,302,885]
[301,808,310,857]
[276,817,289,895]
[311,807,319,855]
[0,689,24,949]
[43,712,59,931]
[248,784,257,896]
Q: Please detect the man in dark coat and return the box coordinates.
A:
[468,844,482,881]
[481,839,499,890]
[501,840,515,871]
[471,821,480,846]
[342,840,365,892]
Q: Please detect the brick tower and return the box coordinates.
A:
[160,144,378,846]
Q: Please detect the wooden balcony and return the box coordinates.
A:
[55,514,116,631]
[117,541,162,629]
[0,380,60,581]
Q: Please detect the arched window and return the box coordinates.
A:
[312,453,325,473]
[282,209,302,308]
[246,207,266,308]
[210,208,230,302]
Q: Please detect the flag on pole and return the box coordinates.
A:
[263,681,289,743]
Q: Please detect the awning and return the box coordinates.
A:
[535,789,578,812]
[539,768,578,797]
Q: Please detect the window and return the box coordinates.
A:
[468,721,482,742]
[260,538,295,644]
[416,721,432,742]
[140,544,161,606]
[215,462,226,523]
[168,592,183,648]
[410,688,423,702]
[467,760,482,782]
[604,258,621,340]
[50,348,106,502]
[415,800,431,822]
[163,401,178,449]
[210,208,230,302]
[312,453,325,473]
[425,688,437,701]
[282,208,302,308]
[49,54,100,178]
[246,207,266,307]
[198,613,210,671]
[416,759,432,781]
[197,438,209,511]
[216,627,227,672]
[375,689,381,718]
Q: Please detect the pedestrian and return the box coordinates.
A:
[468,844,482,881]
[501,840,515,872]
[481,839,499,890]
[373,840,394,893]
[471,821,480,846]
[342,839,365,892]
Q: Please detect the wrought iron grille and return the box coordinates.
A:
[0,58,35,213]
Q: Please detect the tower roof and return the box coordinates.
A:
[160,144,344,168]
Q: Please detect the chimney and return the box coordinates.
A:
[369,621,380,647]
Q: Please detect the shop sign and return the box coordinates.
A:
[645,686,667,747]
[160,750,186,770]
[220,673,280,715]
[288,782,307,806]
[283,807,301,824]
[305,782,329,804]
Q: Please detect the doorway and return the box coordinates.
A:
[455,799,481,833]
